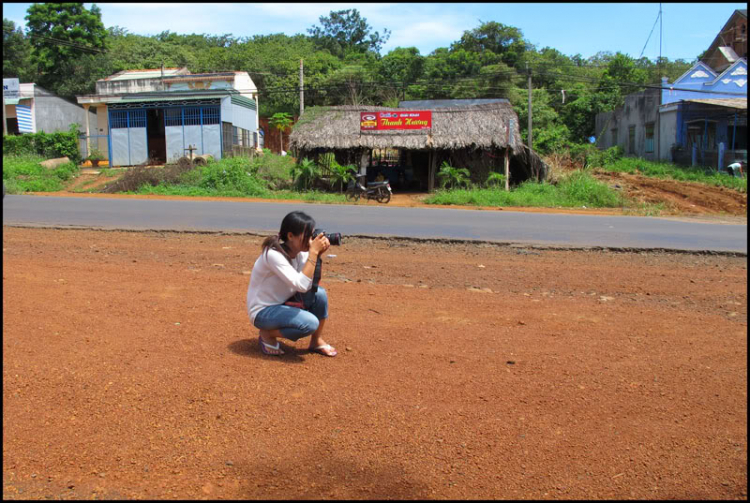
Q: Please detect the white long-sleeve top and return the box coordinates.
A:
[246,248,312,323]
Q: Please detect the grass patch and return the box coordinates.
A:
[2,154,80,193]
[424,170,626,208]
[599,157,747,193]
[100,155,346,203]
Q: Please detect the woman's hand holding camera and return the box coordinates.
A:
[309,233,330,256]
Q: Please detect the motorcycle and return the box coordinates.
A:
[345,175,392,203]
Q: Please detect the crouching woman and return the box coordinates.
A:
[246,211,337,357]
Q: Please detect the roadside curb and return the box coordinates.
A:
[4,223,746,257]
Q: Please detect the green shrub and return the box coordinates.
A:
[557,170,623,207]
[198,157,269,196]
[485,171,506,188]
[252,151,296,189]
[437,161,470,189]
[424,170,624,209]
[290,158,320,190]
[328,162,355,192]
[87,147,106,161]
[2,124,82,163]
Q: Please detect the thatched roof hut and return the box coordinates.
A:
[289,103,548,191]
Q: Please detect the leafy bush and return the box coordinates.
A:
[485,171,506,188]
[197,157,268,196]
[87,147,106,161]
[2,124,82,163]
[437,161,470,189]
[565,144,623,169]
[290,158,320,190]
[252,151,296,189]
[425,170,624,209]
[328,162,356,192]
[557,170,623,207]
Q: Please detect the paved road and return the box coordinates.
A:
[2,195,747,253]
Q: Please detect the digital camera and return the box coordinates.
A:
[312,228,342,246]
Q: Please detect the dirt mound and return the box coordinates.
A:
[594,170,747,216]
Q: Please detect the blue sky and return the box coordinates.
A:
[2,3,745,62]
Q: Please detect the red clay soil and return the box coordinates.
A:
[2,226,747,500]
[591,170,748,217]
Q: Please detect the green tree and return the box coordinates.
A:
[25,3,107,96]
[3,18,35,81]
[269,112,293,153]
[451,21,529,68]
[307,9,390,58]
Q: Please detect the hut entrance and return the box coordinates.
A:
[366,148,427,192]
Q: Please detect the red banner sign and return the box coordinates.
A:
[360,111,432,131]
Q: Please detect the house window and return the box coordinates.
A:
[628,126,636,154]
[611,128,618,146]
[183,107,201,126]
[110,110,129,129]
[165,108,182,127]
[202,107,220,125]
[645,123,655,153]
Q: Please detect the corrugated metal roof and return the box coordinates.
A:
[230,94,257,109]
[682,98,747,110]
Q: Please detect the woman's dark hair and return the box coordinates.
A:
[261,211,315,263]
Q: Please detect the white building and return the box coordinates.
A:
[76,68,259,166]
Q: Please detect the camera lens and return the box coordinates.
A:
[328,233,342,246]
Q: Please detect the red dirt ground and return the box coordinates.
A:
[2,226,747,500]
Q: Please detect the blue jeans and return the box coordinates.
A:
[253,288,328,341]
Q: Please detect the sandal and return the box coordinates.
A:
[259,336,284,356]
[310,343,337,357]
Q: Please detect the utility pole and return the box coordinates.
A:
[527,62,533,151]
[299,59,304,116]
[659,3,662,74]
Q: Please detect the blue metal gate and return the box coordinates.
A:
[109,109,148,166]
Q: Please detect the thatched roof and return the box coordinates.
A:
[289,103,526,154]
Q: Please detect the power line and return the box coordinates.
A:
[639,7,662,59]
[4,27,107,54]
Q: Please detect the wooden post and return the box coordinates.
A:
[428,150,437,192]
[504,149,510,192]
[299,59,304,116]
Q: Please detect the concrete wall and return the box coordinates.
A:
[658,107,679,161]
[96,104,109,156]
[34,86,97,133]
[595,88,661,160]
